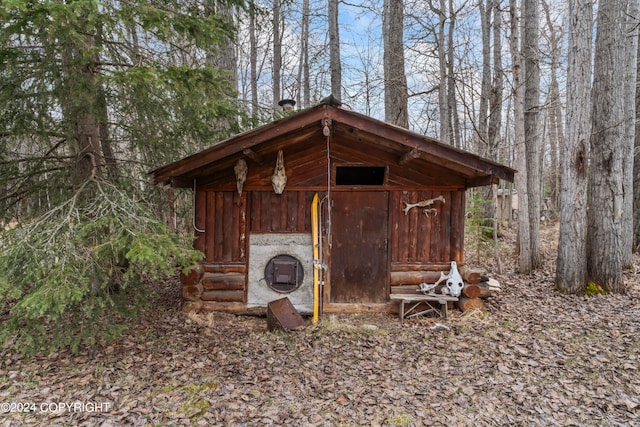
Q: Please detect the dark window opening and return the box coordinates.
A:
[264,254,304,293]
[336,166,386,186]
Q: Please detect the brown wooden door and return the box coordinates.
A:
[330,192,389,303]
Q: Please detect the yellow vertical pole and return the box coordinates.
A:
[311,193,320,323]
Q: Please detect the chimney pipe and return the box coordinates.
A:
[278,99,296,112]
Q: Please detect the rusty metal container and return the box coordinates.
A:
[266,297,305,332]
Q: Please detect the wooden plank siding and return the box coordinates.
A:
[194,190,246,263]
[249,190,316,233]
[389,189,462,266]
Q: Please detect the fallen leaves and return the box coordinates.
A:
[2,224,640,425]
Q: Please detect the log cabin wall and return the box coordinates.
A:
[186,186,467,310]
[189,189,247,306]
[187,188,317,310]
[388,188,466,295]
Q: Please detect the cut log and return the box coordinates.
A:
[390,270,445,286]
[391,262,452,272]
[456,296,485,312]
[459,267,481,284]
[476,282,494,299]
[200,290,244,302]
[182,284,203,301]
[201,272,245,291]
[462,284,481,299]
[487,277,501,289]
[182,300,203,313]
[202,263,247,274]
[180,265,204,287]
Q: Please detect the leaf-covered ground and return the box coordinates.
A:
[2,224,640,426]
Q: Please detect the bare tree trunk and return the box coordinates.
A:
[383,0,408,128]
[328,0,341,100]
[208,1,237,91]
[297,0,310,108]
[447,0,460,148]
[542,0,564,212]
[523,0,541,269]
[509,0,531,273]
[207,1,238,135]
[492,183,502,273]
[60,22,103,184]
[272,0,282,105]
[488,0,503,161]
[75,104,103,182]
[477,0,492,152]
[97,84,117,181]
[432,0,451,144]
[635,32,640,252]
[303,3,310,109]
[487,0,504,266]
[249,0,259,120]
[94,26,118,182]
[556,0,592,294]
[622,0,639,266]
[587,0,631,293]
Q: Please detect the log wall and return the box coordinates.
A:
[187,187,468,312]
[181,263,247,305]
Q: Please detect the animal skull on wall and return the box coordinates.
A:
[234,159,248,195]
[271,150,287,194]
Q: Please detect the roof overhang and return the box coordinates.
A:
[150,102,515,188]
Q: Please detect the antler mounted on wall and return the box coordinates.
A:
[402,195,445,216]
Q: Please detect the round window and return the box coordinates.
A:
[264,254,304,293]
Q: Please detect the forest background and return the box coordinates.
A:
[0,0,637,354]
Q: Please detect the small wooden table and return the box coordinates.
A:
[390,294,459,324]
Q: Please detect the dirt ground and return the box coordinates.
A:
[2,223,640,426]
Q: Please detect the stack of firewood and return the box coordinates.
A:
[457,268,501,312]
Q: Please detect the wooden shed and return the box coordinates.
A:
[151,98,515,315]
